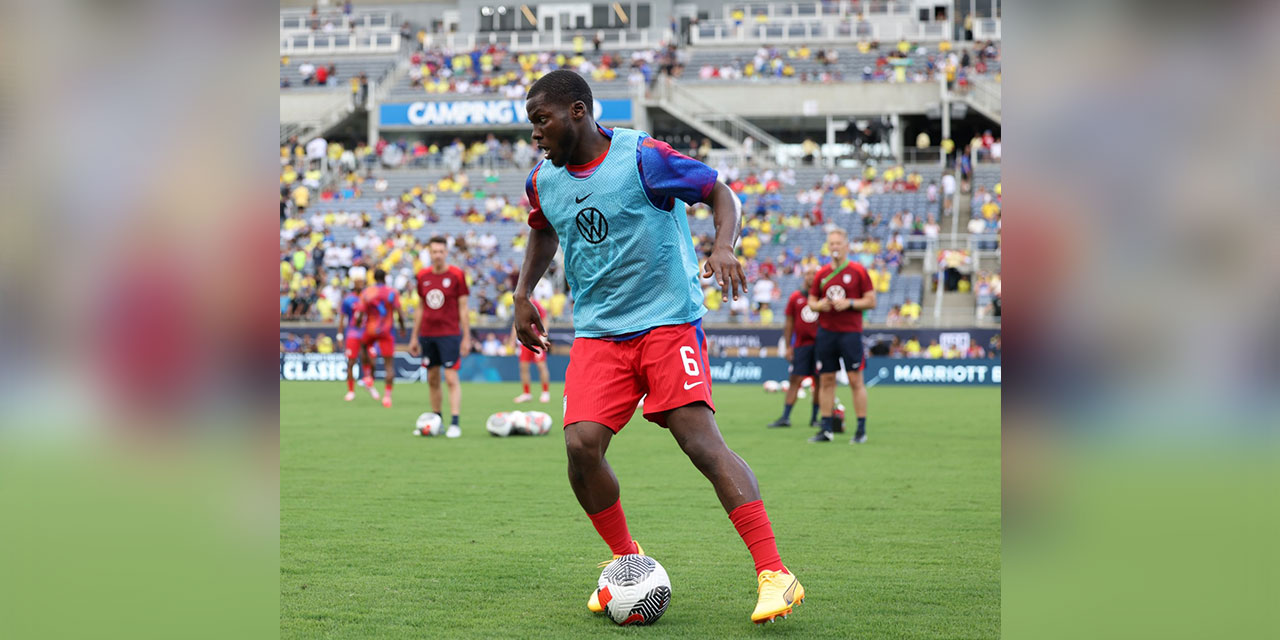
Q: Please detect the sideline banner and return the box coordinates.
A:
[281,353,999,386]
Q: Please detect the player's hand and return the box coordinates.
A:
[834,299,852,312]
[408,340,420,357]
[513,296,550,355]
[702,246,747,302]
[335,332,344,343]
[811,299,832,312]
[785,346,794,362]
[460,335,472,356]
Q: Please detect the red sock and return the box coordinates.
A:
[587,499,639,556]
[541,381,549,392]
[523,382,530,394]
[729,500,785,574]
[385,379,393,392]
[347,378,354,392]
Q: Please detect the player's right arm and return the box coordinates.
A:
[807,270,832,312]
[514,165,556,354]
[514,226,558,354]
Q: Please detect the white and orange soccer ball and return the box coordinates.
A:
[596,554,671,626]
[780,379,791,392]
[486,411,515,437]
[414,412,443,437]
[763,380,781,393]
[524,411,554,435]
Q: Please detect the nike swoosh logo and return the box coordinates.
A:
[575,193,591,203]
[683,381,704,390]
[783,578,797,604]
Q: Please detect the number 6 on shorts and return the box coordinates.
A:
[679,346,700,376]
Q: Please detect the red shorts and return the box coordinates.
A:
[518,344,547,364]
[344,331,377,360]
[359,332,395,361]
[564,322,714,432]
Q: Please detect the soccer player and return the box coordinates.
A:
[407,236,470,438]
[510,297,551,403]
[513,70,803,624]
[766,265,822,428]
[338,278,373,401]
[354,268,406,409]
[807,229,875,444]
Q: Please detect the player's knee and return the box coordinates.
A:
[564,426,605,466]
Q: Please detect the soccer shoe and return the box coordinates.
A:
[807,430,834,443]
[539,391,551,403]
[364,379,380,400]
[344,391,355,402]
[588,541,645,612]
[751,569,804,624]
[445,425,461,438]
[851,432,867,444]
[513,393,532,403]
[766,418,791,428]
[381,394,392,408]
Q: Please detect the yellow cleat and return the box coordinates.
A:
[587,541,644,613]
[751,568,804,624]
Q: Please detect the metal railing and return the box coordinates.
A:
[721,1,914,21]
[653,77,783,161]
[281,32,401,56]
[972,18,1002,41]
[280,10,395,34]
[691,19,952,45]
[423,29,651,53]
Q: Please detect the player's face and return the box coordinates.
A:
[802,268,816,289]
[526,94,582,168]
[827,233,848,259]
[428,242,447,267]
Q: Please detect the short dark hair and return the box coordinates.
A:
[527,69,593,109]
[428,235,447,246]
[373,268,387,283]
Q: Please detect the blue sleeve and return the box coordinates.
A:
[635,134,718,211]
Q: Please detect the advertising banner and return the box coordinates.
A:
[282,353,999,386]
[379,98,632,127]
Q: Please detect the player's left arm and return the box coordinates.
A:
[846,267,877,311]
[702,181,747,302]
[636,135,745,301]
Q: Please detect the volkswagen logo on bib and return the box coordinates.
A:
[800,306,819,323]
[825,285,846,300]
[575,207,608,244]
[426,289,445,309]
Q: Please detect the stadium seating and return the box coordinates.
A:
[280,56,398,89]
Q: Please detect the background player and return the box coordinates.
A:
[807,229,875,444]
[354,268,406,409]
[513,70,803,625]
[767,264,821,428]
[509,297,551,403]
[338,278,372,401]
[407,236,470,438]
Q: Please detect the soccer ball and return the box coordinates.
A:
[763,380,780,393]
[800,377,813,389]
[486,412,514,437]
[414,412,443,437]
[780,379,791,392]
[596,554,671,626]
[524,411,554,435]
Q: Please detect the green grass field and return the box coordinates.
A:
[281,381,1000,639]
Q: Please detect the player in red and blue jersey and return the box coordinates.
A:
[338,278,374,401]
[767,264,823,428]
[354,268,406,408]
[514,70,802,624]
